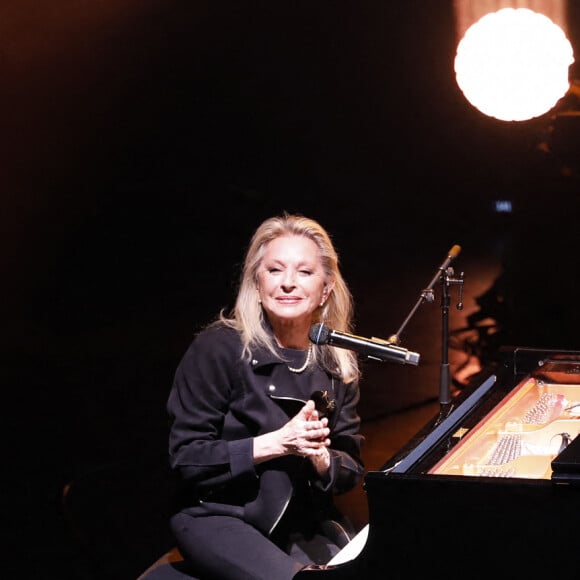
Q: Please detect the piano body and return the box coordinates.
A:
[295,347,580,578]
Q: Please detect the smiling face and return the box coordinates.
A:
[257,234,333,345]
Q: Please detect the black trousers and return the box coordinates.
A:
[167,510,346,580]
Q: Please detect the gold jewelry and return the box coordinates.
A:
[287,345,313,374]
[311,389,336,417]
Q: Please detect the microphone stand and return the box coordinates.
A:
[388,245,464,421]
[437,266,464,422]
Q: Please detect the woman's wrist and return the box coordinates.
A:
[253,431,287,464]
[310,447,331,475]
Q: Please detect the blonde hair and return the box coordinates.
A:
[219,213,360,384]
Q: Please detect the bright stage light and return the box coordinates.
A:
[454,5,574,121]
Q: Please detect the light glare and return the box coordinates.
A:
[455,8,574,121]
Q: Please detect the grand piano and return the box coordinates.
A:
[295,347,580,578]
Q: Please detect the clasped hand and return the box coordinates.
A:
[253,399,331,473]
[281,399,330,458]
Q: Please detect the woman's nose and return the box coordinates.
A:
[281,271,296,289]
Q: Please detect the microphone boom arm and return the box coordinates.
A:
[388,245,461,345]
[386,244,464,419]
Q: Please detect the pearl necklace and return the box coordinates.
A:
[287,345,313,374]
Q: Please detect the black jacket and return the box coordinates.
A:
[167,323,365,536]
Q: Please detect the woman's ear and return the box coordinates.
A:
[320,281,334,306]
[324,280,335,296]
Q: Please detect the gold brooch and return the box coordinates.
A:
[311,389,336,417]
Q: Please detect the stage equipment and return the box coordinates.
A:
[453,1,574,120]
[294,347,580,578]
[387,244,463,413]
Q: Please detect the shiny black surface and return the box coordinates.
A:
[295,348,580,579]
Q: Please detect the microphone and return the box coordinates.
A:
[440,244,462,272]
[448,244,462,259]
[309,323,420,366]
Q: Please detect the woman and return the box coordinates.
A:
[167,213,365,579]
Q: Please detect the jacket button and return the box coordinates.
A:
[251,359,258,366]
[268,384,276,392]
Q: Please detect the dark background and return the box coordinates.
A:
[2,1,580,578]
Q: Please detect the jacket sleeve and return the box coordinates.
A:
[166,327,257,490]
[315,378,365,496]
